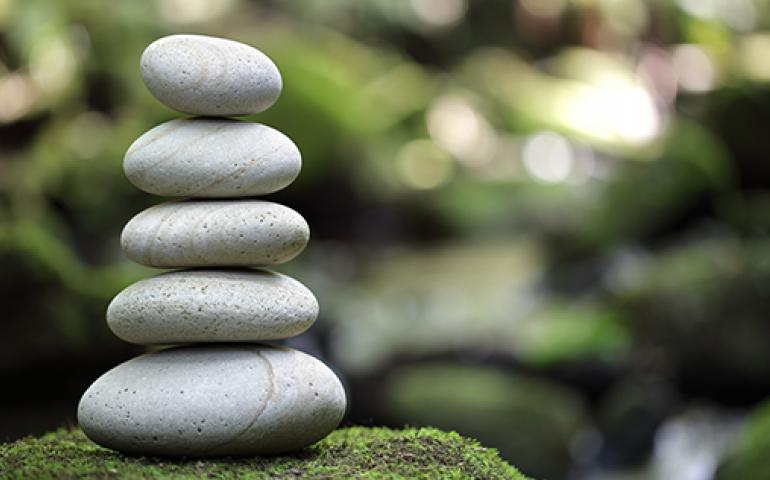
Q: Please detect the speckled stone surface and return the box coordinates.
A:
[77,344,346,456]
[107,269,318,344]
[140,35,282,116]
[124,118,301,198]
[121,200,309,268]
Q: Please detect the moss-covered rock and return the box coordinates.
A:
[0,426,527,479]
[384,363,585,479]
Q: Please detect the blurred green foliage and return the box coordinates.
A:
[1,0,769,478]
[718,398,770,480]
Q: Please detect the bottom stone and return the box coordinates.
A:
[77,344,346,456]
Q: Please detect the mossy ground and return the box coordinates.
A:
[0,426,527,479]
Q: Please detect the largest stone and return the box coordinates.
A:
[77,344,346,456]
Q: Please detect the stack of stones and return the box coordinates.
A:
[78,35,346,457]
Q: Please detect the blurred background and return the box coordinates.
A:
[1,0,769,478]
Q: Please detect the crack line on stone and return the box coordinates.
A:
[207,348,275,454]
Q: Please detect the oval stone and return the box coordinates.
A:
[140,35,282,116]
[78,344,346,456]
[121,200,309,268]
[107,269,318,344]
[124,119,301,198]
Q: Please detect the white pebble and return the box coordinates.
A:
[78,344,346,456]
[107,269,318,344]
[124,118,301,197]
[121,200,309,267]
[140,34,282,116]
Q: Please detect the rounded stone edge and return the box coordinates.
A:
[209,347,347,456]
[122,119,302,198]
[139,34,283,116]
[119,200,310,268]
[76,344,348,457]
[105,269,320,344]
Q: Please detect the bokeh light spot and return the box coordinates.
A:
[29,35,77,95]
[0,73,37,123]
[522,131,574,184]
[427,95,497,167]
[157,0,235,25]
[672,44,716,93]
[409,0,468,30]
[559,75,660,145]
[740,34,770,82]
[397,139,454,190]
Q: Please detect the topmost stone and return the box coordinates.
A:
[140,35,282,116]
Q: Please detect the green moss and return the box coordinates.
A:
[717,400,770,480]
[0,427,527,479]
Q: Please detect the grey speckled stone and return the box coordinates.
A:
[124,118,301,198]
[121,200,309,268]
[78,344,346,456]
[140,35,282,116]
[107,269,318,344]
